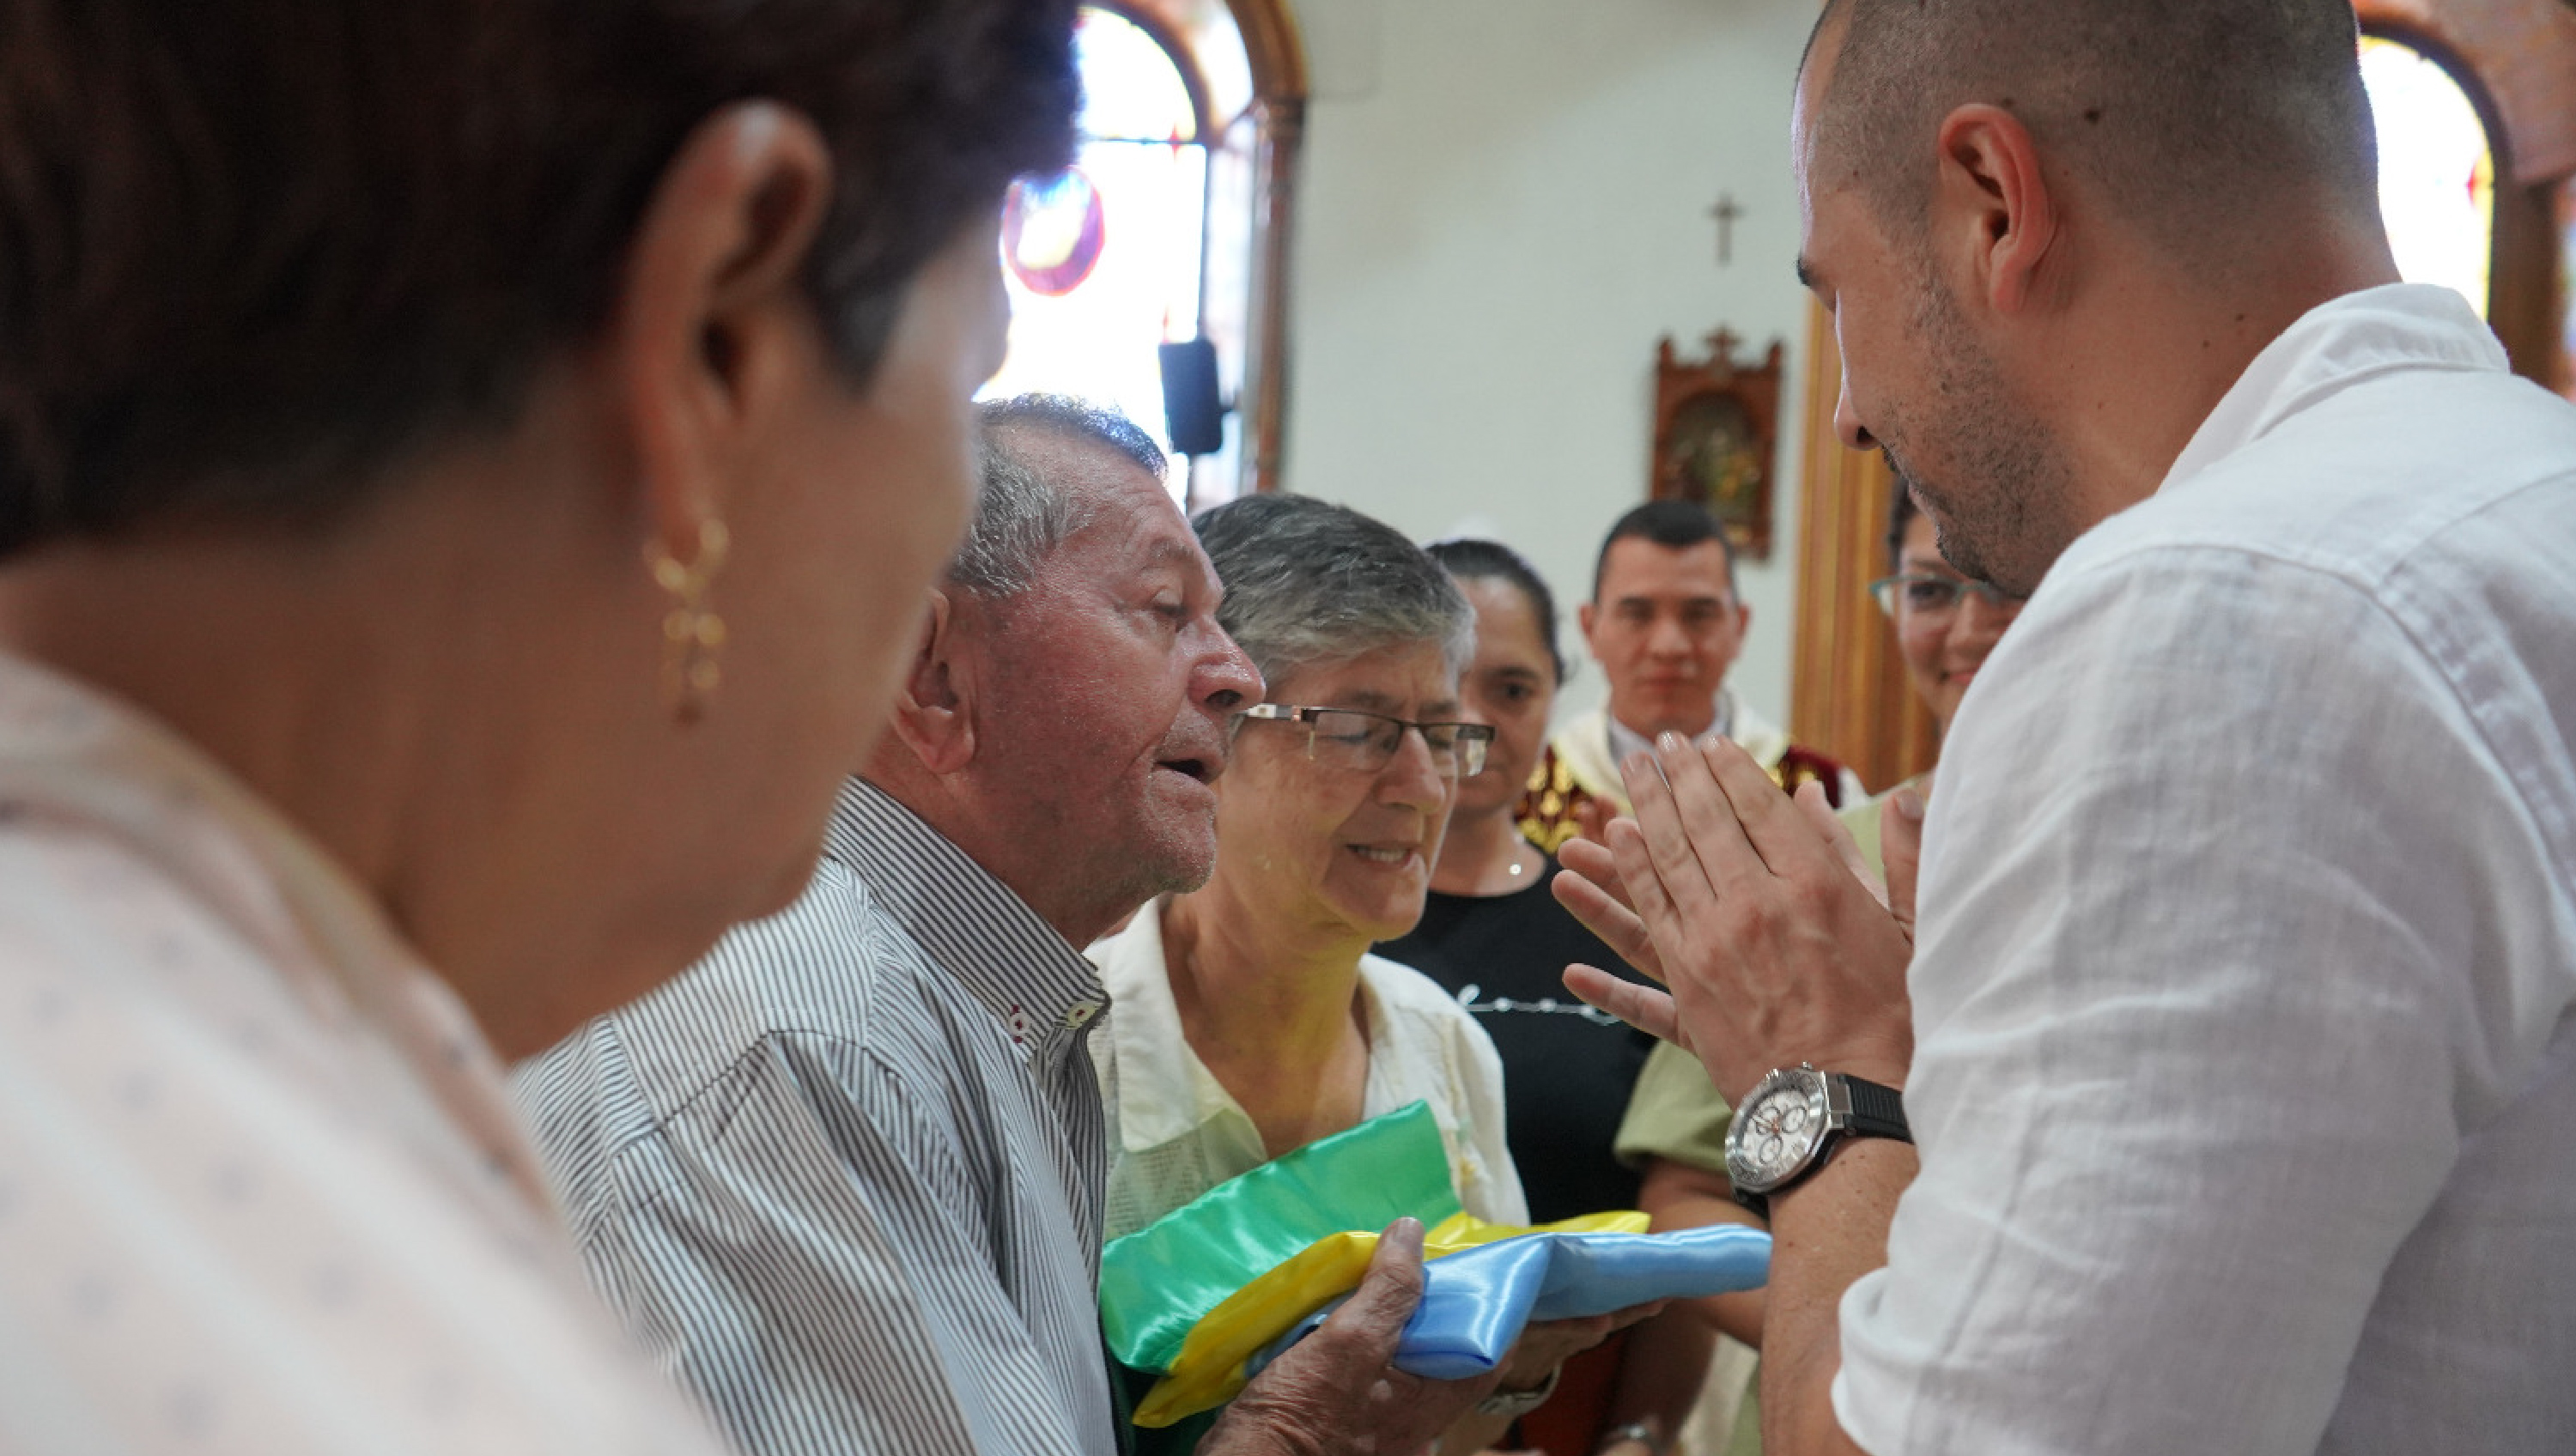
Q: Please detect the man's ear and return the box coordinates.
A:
[1933,102,2059,316]
[610,100,835,565]
[884,590,981,774]
[1577,599,1600,648]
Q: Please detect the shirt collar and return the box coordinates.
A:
[2161,283,2506,495]
[1090,906,1448,1155]
[1607,685,1735,763]
[827,780,1106,1053]
[1090,899,1237,1150]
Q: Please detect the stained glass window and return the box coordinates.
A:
[983,7,1212,500]
[2361,33,2495,319]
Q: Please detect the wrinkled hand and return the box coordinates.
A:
[1200,1219,1504,1456]
[1553,735,1914,1102]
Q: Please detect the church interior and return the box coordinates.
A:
[7,3,2573,1450]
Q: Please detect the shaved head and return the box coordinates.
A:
[1803,0,2379,266]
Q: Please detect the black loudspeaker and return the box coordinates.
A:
[1158,338,1227,457]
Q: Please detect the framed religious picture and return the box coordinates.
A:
[1649,330,1784,559]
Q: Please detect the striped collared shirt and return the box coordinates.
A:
[515,779,1116,1456]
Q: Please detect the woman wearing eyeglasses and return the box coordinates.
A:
[1090,495,1639,1452]
[1089,494,1522,1240]
[1842,488,2030,867]
[1370,539,1721,1456]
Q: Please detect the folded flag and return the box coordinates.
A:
[1249,1222,1774,1384]
[1100,1101,1774,1429]
[1134,1207,1654,1426]
[1101,1101,1463,1378]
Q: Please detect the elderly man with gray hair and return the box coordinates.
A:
[517,398,1506,1456]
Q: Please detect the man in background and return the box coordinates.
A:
[1522,500,1857,850]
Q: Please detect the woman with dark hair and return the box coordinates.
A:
[0,1,1077,1447]
[1380,538,1648,1222]
[1843,488,2029,864]
[1376,539,1710,1456]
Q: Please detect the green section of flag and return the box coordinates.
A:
[1098,1100,1462,1373]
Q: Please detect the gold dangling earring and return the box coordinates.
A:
[645,518,731,724]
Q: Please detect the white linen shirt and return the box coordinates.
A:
[1834,284,2576,1454]
[1090,901,1528,1241]
[0,653,721,1455]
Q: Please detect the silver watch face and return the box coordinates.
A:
[1726,1066,1830,1192]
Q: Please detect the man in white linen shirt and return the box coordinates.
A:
[519,397,1530,1456]
[1556,3,2576,1454]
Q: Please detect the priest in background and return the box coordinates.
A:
[1522,500,1856,850]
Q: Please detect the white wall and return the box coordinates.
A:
[1278,0,1821,725]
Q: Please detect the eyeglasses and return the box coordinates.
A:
[1236,704,1495,779]
[1868,572,2028,619]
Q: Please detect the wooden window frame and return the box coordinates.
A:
[1114,0,1309,494]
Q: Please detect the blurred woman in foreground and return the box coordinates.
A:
[0,1,1076,1447]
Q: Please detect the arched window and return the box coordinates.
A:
[2347,1,2576,395]
[2360,32,2496,317]
[983,2,1305,507]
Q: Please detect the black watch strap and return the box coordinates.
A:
[1841,1075,1911,1143]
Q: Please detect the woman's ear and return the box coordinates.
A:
[610,100,835,564]
[884,590,981,774]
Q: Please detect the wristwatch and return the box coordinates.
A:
[1723,1063,1911,1219]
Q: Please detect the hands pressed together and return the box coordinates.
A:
[1552,733,1923,1102]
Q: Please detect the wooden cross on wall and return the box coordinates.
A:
[1708,192,1743,266]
